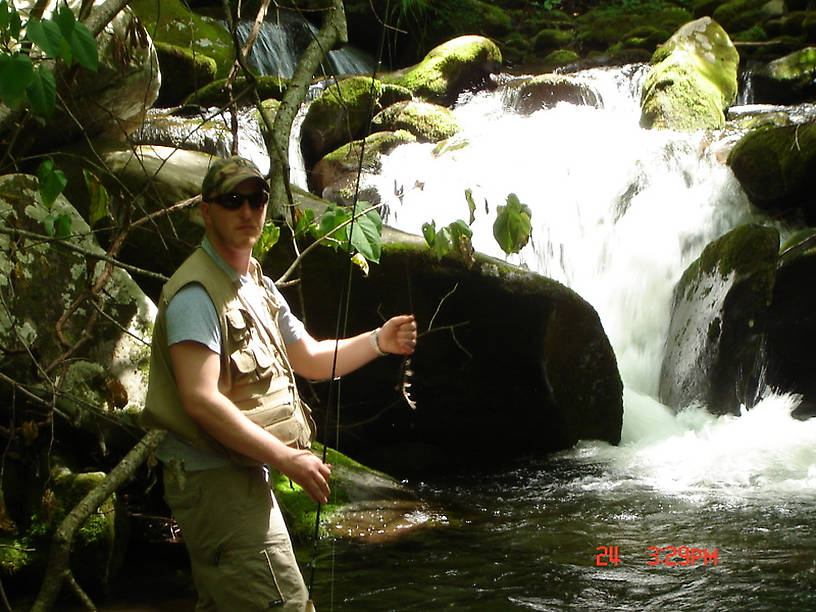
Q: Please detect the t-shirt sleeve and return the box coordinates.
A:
[263,277,305,346]
[165,283,221,353]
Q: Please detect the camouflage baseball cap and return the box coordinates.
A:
[201,156,268,199]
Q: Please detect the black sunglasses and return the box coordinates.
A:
[211,190,269,210]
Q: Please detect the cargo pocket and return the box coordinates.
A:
[213,544,309,610]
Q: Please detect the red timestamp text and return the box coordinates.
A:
[647,546,718,566]
[595,546,719,566]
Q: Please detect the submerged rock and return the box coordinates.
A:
[640,17,739,131]
[503,74,602,115]
[660,224,779,415]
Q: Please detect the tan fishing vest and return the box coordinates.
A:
[142,248,315,462]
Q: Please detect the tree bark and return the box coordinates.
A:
[30,429,167,612]
[266,0,348,220]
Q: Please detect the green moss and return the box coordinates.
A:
[543,49,581,64]
[184,75,289,107]
[371,101,460,143]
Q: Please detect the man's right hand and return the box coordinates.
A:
[283,449,332,504]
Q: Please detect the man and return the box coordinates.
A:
[142,156,417,611]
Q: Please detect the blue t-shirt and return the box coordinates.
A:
[157,237,305,469]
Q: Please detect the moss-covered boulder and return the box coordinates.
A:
[310,130,417,203]
[266,231,623,475]
[130,108,234,157]
[750,47,816,104]
[183,75,290,108]
[504,74,602,115]
[300,76,385,168]
[128,0,234,78]
[384,35,502,106]
[765,231,816,419]
[370,101,460,142]
[659,224,779,416]
[154,41,218,108]
[726,122,816,224]
[640,17,739,131]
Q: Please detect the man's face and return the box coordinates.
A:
[202,178,268,252]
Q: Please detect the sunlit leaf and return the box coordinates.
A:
[37,159,67,209]
[349,205,382,263]
[83,169,110,225]
[351,252,369,276]
[293,208,315,237]
[26,64,56,116]
[493,192,532,255]
[464,188,476,225]
[253,221,281,258]
[422,221,436,247]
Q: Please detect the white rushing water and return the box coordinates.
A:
[367,64,816,500]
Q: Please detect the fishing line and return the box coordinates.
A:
[305,0,394,607]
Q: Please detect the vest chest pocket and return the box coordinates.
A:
[226,306,281,378]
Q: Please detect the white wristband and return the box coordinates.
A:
[369,327,387,357]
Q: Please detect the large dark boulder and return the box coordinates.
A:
[660,224,779,416]
[727,122,816,224]
[765,231,816,419]
[268,232,624,475]
[503,74,602,115]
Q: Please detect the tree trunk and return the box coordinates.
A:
[30,429,167,612]
[266,0,348,219]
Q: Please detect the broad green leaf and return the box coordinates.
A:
[464,188,476,225]
[315,204,351,247]
[53,5,76,38]
[0,52,33,108]
[432,226,451,259]
[26,19,68,61]
[37,159,67,209]
[422,221,436,247]
[68,21,98,71]
[349,206,382,263]
[43,213,56,236]
[83,169,110,225]
[493,192,532,255]
[253,222,280,258]
[26,64,56,116]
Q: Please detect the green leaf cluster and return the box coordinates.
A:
[309,204,383,264]
[0,1,98,115]
[422,218,474,264]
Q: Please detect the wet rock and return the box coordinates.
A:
[726,122,816,224]
[300,76,385,167]
[640,17,739,131]
[764,230,816,420]
[503,74,602,115]
[659,224,779,415]
[384,35,502,106]
[749,47,816,105]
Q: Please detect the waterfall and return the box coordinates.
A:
[234,13,375,79]
[371,64,755,406]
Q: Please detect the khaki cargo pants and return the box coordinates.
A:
[163,463,316,611]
